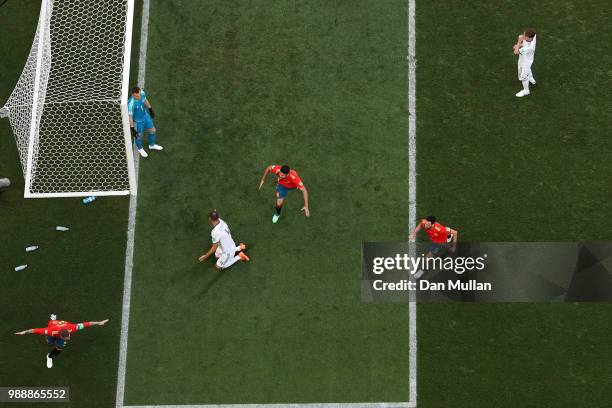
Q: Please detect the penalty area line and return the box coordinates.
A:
[407,0,418,405]
[116,0,151,407]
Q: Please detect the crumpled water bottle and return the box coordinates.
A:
[82,196,96,204]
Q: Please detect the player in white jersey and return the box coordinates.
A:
[513,28,537,97]
[198,210,250,270]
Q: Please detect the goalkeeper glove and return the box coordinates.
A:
[130,127,137,139]
[148,107,155,119]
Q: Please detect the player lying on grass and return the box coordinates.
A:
[128,86,163,157]
[258,164,309,223]
[513,28,537,97]
[15,315,109,368]
[409,215,458,279]
[198,210,250,270]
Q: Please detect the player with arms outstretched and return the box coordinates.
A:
[513,28,537,97]
[15,315,109,368]
[198,210,250,270]
[128,86,163,157]
[409,215,459,278]
[258,164,310,223]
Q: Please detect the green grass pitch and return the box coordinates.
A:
[1,0,611,407]
[416,1,612,407]
[124,0,409,404]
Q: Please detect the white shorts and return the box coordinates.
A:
[215,246,239,269]
[214,247,229,269]
[216,254,232,268]
[518,64,533,81]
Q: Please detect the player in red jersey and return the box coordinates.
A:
[258,164,310,223]
[409,215,459,278]
[15,315,109,368]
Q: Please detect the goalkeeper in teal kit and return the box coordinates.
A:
[128,86,163,158]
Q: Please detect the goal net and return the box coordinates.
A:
[0,0,137,198]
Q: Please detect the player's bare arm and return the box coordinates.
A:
[15,327,51,335]
[300,186,310,217]
[92,319,110,326]
[198,243,219,263]
[409,222,422,240]
[513,34,524,54]
[448,228,458,242]
[15,319,108,335]
[258,165,272,189]
[448,228,458,252]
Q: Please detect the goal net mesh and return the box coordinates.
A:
[0,0,135,197]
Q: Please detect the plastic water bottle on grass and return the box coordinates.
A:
[55,226,70,231]
[25,246,38,252]
[82,196,96,204]
[15,265,28,271]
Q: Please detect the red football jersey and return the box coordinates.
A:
[31,320,91,337]
[270,165,304,189]
[422,220,450,243]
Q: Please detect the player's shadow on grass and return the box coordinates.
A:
[192,244,254,297]
[195,269,228,298]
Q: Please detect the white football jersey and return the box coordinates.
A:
[211,219,236,255]
[518,34,536,66]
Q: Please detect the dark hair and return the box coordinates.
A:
[208,210,219,221]
[59,329,70,339]
[131,86,141,94]
[425,215,437,224]
[280,165,290,174]
[525,28,536,38]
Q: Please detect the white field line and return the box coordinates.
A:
[407,0,418,405]
[116,0,150,407]
[124,403,416,408]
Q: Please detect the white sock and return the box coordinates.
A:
[522,80,529,92]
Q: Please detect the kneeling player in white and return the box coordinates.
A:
[198,210,249,270]
[513,28,537,97]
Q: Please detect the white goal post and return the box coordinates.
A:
[0,0,137,198]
